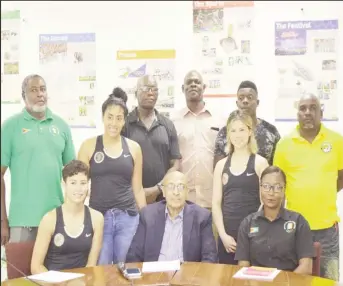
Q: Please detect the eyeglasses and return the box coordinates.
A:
[139,86,158,93]
[260,183,285,194]
[162,183,187,192]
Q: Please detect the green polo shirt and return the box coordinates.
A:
[1,108,76,227]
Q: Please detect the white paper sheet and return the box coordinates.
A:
[142,260,180,273]
[27,271,85,283]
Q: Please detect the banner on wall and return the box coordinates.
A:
[116,49,176,118]
[1,10,21,104]
[275,20,339,121]
[39,33,96,128]
[192,1,255,98]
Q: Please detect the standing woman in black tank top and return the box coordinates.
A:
[31,160,104,274]
[78,87,146,265]
[212,112,269,265]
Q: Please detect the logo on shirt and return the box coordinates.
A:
[94,151,105,164]
[321,142,332,153]
[22,128,31,134]
[49,125,60,136]
[222,172,229,185]
[250,227,259,234]
[53,233,65,247]
[85,233,92,238]
[284,221,296,233]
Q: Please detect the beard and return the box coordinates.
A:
[28,102,47,113]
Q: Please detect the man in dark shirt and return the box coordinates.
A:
[213,81,280,168]
[122,75,181,203]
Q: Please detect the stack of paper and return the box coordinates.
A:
[27,271,85,283]
[233,266,281,281]
[142,260,180,273]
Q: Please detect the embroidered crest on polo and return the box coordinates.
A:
[94,151,105,163]
[54,233,65,247]
[321,142,332,153]
[284,221,296,233]
[49,125,60,135]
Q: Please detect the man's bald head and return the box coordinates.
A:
[298,93,321,110]
[183,70,203,83]
[297,93,322,132]
[163,171,187,185]
[137,75,157,89]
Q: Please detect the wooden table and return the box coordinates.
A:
[1,263,175,286]
[1,262,341,286]
[170,262,341,286]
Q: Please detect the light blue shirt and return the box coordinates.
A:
[158,207,184,262]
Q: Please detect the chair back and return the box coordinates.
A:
[312,242,322,277]
[5,241,35,279]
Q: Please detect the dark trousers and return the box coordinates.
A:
[312,223,340,281]
[218,236,238,265]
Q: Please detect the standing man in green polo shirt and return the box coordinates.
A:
[1,74,76,245]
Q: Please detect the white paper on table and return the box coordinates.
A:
[27,271,85,283]
[142,260,180,273]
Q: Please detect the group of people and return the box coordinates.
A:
[1,71,342,281]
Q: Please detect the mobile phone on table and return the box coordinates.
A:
[125,267,142,279]
[117,263,142,279]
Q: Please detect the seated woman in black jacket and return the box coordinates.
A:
[235,166,314,275]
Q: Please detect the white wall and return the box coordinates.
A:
[1,1,343,280]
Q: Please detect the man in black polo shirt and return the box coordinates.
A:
[122,75,181,203]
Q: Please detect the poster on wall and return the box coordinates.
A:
[1,10,21,104]
[39,33,96,128]
[192,1,255,98]
[275,20,339,121]
[116,49,176,118]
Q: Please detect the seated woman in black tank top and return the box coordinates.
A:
[31,160,104,274]
[78,87,146,265]
[212,111,269,265]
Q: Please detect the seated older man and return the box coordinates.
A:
[126,171,218,263]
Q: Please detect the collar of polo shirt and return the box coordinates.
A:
[128,107,160,123]
[255,206,288,221]
[291,123,326,142]
[23,108,53,121]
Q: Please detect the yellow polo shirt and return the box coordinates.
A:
[274,124,343,230]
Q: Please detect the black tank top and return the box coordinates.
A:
[221,154,260,237]
[44,206,93,271]
[89,136,137,215]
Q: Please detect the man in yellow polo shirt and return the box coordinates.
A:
[1,74,76,246]
[274,94,343,281]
